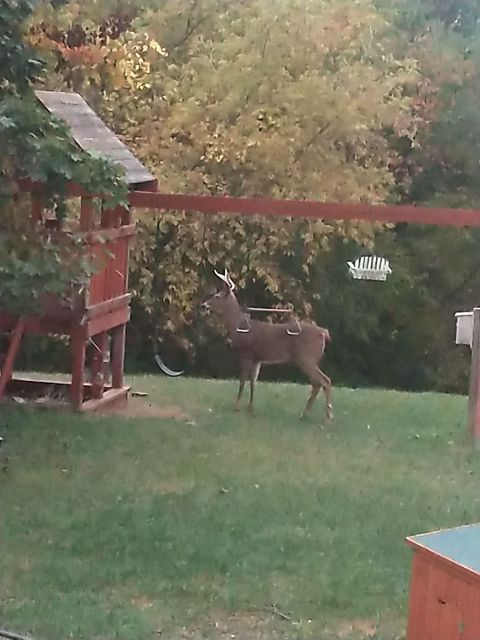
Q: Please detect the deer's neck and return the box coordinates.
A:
[220,295,243,337]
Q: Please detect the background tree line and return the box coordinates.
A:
[6,0,480,392]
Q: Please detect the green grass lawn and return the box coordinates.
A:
[1,376,479,640]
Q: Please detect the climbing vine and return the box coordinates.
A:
[0,0,128,314]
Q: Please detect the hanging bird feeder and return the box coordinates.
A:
[347,256,392,282]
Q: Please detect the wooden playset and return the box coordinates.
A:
[0,91,157,411]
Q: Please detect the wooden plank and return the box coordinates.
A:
[458,577,480,640]
[88,269,108,306]
[76,137,131,153]
[69,119,114,132]
[21,177,480,228]
[100,207,115,229]
[134,180,158,192]
[0,317,26,399]
[468,308,480,450]
[406,543,480,585]
[406,552,429,640]
[8,376,95,392]
[90,332,108,399]
[87,307,130,336]
[430,561,459,640]
[93,150,134,163]
[86,294,131,319]
[36,91,84,107]
[80,196,94,231]
[111,324,126,389]
[119,205,132,226]
[31,195,43,223]
[127,191,480,228]
[70,327,87,409]
[79,386,130,413]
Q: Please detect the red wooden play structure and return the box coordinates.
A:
[0,91,157,412]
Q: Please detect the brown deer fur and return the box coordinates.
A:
[203,271,333,421]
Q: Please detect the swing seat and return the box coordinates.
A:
[347,256,392,281]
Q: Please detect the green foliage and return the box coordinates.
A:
[0,0,44,94]
[0,95,127,208]
[0,0,127,314]
[0,234,92,314]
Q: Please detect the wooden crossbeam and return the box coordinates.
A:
[18,180,480,228]
[0,317,27,399]
[125,191,480,228]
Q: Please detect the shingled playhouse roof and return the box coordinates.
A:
[35,90,157,190]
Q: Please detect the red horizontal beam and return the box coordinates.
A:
[87,307,130,337]
[86,294,131,320]
[19,178,480,228]
[127,191,480,228]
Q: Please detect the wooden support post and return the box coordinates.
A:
[100,205,120,228]
[70,328,87,410]
[120,205,132,226]
[0,317,26,399]
[467,307,480,449]
[80,196,94,231]
[31,194,43,223]
[99,204,130,229]
[111,324,126,389]
[90,332,109,399]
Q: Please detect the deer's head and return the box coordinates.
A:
[202,269,238,316]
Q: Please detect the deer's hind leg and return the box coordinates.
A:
[299,364,333,422]
[236,358,253,411]
[248,362,262,415]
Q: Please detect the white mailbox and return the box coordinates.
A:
[455,311,474,347]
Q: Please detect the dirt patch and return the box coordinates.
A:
[332,618,378,638]
[98,396,188,420]
[177,611,290,640]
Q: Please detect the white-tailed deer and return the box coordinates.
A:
[202,269,333,422]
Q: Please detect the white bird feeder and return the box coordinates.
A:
[455,311,474,348]
[347,256,392,281]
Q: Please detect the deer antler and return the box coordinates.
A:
[214,268,236,291]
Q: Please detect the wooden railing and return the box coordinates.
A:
[88,233,131,306]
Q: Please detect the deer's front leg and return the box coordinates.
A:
[236,359,252,411]
[248,362,262,415]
